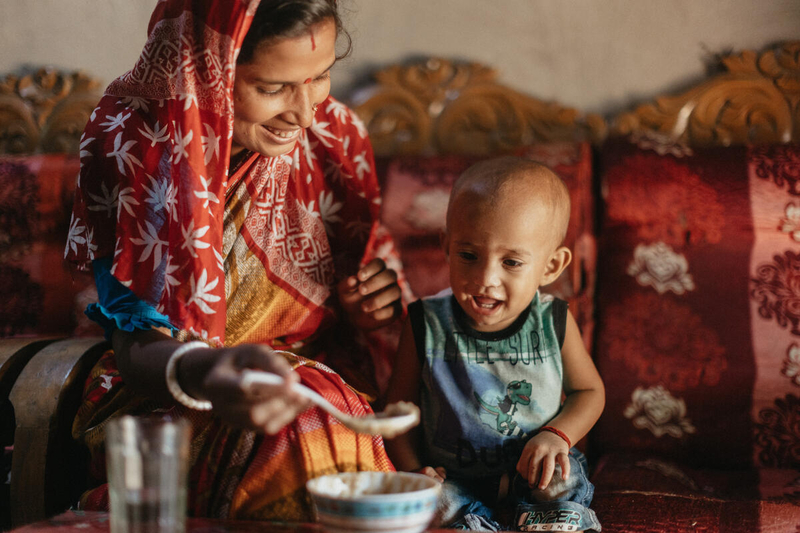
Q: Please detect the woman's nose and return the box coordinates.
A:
[289,84,317,128]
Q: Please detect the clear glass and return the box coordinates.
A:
[106,416,190,533]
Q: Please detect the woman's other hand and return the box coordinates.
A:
[182,344,312,434]
[337,258,402,331]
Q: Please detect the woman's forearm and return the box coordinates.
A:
[112,328,214,403]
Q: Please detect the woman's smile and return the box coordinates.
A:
[231,18,336,158]
[262,124,302,143]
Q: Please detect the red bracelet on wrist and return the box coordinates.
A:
[540,425,571,448]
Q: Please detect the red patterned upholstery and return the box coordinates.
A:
[0,155,100,338]
[591,138,800,530]
[378,141,597,350]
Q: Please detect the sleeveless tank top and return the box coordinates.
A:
[409,290,568,479]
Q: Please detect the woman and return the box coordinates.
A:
[65,0,407,519]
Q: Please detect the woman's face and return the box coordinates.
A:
[231,18,337,158]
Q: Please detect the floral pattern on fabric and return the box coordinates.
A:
[751,251,800,335]
[627,242,694,295]
[782,344,800,386]
[754,394,800,469]
[751,144,800,195]
[624,385,696,438]
[600,292,727,391]
[629,130,694,158]
[779,202,800,242]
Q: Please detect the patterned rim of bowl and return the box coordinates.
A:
[306,471,441,517]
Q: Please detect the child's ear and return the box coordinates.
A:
[540,246,572,286]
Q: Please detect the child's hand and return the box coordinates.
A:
[415,466,447,483]
[337,258,402,331]
[517,431,571,490]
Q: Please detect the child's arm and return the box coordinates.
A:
[384,318,445,481]
[517,309,605,490]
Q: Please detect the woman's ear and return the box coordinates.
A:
[540,246,572,286]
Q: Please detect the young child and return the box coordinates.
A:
[385,157,605,532]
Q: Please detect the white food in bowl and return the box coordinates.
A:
[306,472,441,533]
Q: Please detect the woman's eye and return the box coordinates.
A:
[257,85,285,96]
[314,72,331,83]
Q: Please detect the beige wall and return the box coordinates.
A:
[1,0,798,116]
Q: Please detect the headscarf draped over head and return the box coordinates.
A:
[66,0,387,347]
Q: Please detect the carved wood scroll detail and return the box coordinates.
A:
[0,68,101,154]
[612,42,800,145]
[350,58,606,157]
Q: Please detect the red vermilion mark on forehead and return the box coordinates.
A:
[309,28,317,51]
[304,78,312,84]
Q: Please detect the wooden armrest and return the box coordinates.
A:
[7,337,109,527]
[0,338,62,446]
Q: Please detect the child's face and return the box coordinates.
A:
[445,192,564,332]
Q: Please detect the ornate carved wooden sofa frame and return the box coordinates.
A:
[1,41,798,529]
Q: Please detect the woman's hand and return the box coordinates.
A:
[337,258,402,331]
[181,344,312,434]
[516,431,571,490]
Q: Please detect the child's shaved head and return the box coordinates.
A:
[447,157,571,249]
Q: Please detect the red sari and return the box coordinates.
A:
[66,0,407,519]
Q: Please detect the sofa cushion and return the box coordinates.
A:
[378,141,596,349]
[592,137,800,470]
[0,155,100,337]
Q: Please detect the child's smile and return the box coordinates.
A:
[470,295,504,315]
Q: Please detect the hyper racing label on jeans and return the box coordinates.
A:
[516,506,582,532]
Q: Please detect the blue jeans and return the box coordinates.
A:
[439,449,601,532]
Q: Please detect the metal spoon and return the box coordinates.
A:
[240,369,420,438]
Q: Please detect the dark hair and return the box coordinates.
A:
[237,0,352,64]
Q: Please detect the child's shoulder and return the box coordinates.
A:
[427,287,453,300]
[409,289,456,329]
[535,290,567,310]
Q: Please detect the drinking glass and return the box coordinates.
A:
[106,416,190,533]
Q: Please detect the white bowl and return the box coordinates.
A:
[306,471,441,533]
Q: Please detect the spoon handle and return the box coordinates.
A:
[240,369,344,420]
